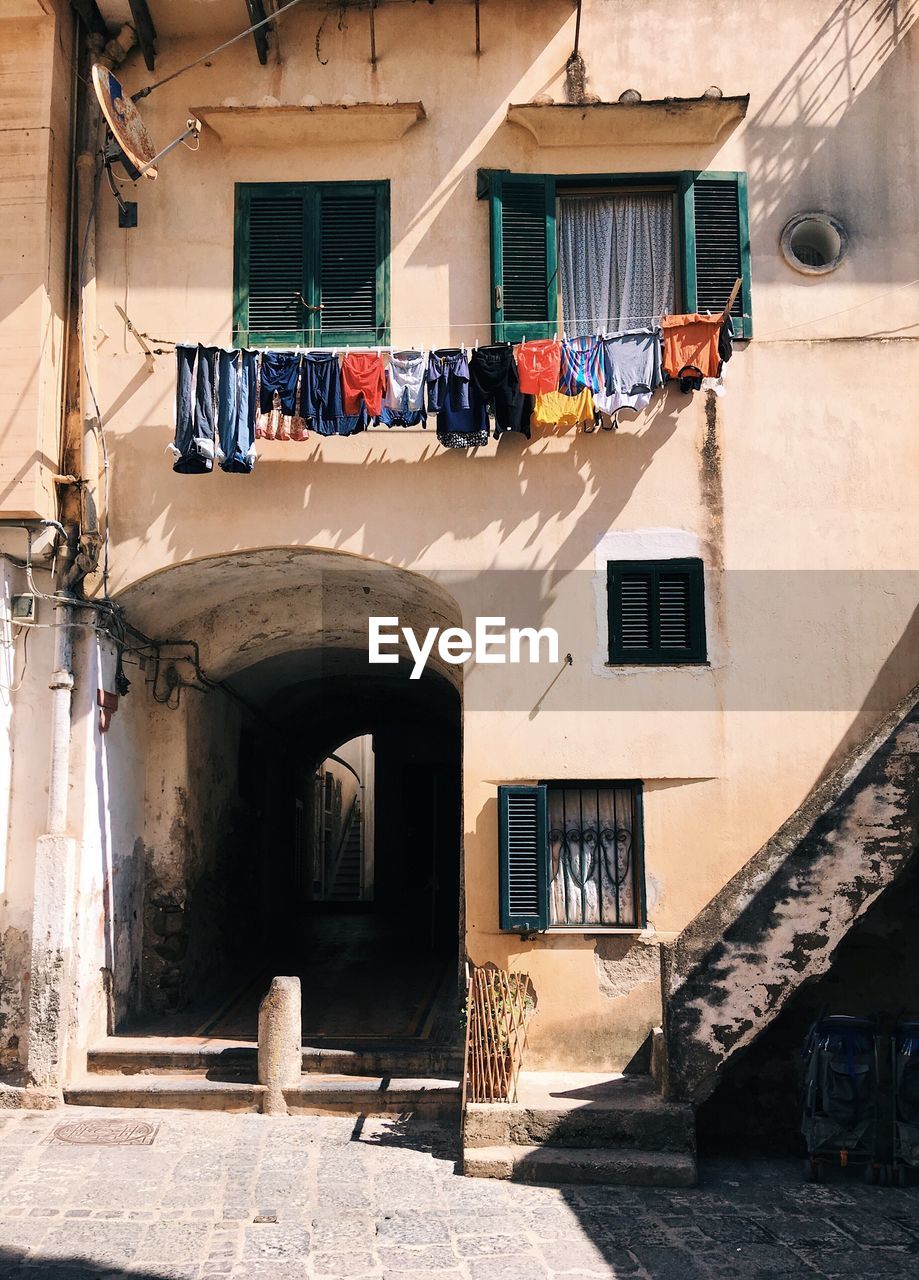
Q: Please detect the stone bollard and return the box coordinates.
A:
[257,976,302,1116]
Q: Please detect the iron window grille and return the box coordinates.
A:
[498,781,646,931]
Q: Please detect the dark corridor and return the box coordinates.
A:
[135,666,464,1050]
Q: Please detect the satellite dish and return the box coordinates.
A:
[92,64,158,180]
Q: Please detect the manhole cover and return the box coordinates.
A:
[49,1118,159,1147]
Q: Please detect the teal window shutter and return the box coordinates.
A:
[234,181,390,348]
[498,784,548,931]
[318,182,390,346]
[681,171,752,338]
[608,559,707,664]
[486,173,557,344]
[234,185,310,348]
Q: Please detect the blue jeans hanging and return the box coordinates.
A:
[171,344,219,473]
[217,348,257,474]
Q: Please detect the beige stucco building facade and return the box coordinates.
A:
[1,0,917,1119]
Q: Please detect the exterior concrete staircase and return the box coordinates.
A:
[662,681,919,1105]
[463,1073,696,1187]
[64,1038,463,1116]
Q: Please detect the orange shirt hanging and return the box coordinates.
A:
[515,339,562,396]
[661,314,724,382]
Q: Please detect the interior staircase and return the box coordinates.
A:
[326,806,363,901]
[463,1073,696,1187]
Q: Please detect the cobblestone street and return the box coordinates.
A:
[0,1108,918,1278]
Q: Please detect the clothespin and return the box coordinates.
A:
[474,337,479,349]
[376,345,381,357]
[553,332,558,342]
[522,334,527,345]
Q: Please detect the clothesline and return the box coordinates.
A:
[156,315,751,353]
[170,315,734,473]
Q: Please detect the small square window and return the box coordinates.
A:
[607,558,706,665]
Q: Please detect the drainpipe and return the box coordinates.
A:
[62,21,137,584]
[23,15,137,1104]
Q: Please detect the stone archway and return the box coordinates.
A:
[113,548,465,1047]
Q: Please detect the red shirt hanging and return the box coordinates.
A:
[341,352,387,418]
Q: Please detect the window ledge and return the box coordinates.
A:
[506,95,748,147]
[542,928,650,936]
[194,101,426,147]
[603,661,711,670]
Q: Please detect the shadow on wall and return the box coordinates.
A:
[697,846,919,1157]
[117,390,684,582]
[746,0,917,285]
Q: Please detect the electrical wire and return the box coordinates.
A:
[0,627,30,695]
[131,0,311,101]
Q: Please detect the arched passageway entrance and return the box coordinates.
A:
[114,550,464,1054]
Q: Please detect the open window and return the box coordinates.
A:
[498,782,646,931]
[480,169,752,341]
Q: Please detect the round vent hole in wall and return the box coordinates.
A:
[781,212,848,275]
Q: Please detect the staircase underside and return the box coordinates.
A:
[664,682,919,1105]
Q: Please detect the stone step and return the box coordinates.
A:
[464,1072,695,1152]
[86,1039,464,1079]
[65,1072,462,1116]
[463,1144,697,1188]
[64,1074,264,1112]
[286,1076,460,1116]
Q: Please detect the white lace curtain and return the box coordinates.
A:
[559,192,675,337]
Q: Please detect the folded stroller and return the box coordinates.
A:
[891,1017,919,1186]
[801,1014,882,1181]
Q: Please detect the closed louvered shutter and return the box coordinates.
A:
[319,187,383,340]
[658,573,691,651]
[498,785,548,931]
[685,172,752,338]
[619,573,653,652]
[485,173,557,343]
[246,191,307,341]
[608,559,706,664]
[234,182,389,346]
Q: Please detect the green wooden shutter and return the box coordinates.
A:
[234,181,389,348]
[608,559,707,664]
[498,784,548,931]
[681,172,752,339]
[318,182,390,346]
[485,172,557,344]
[234,184,310,347]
